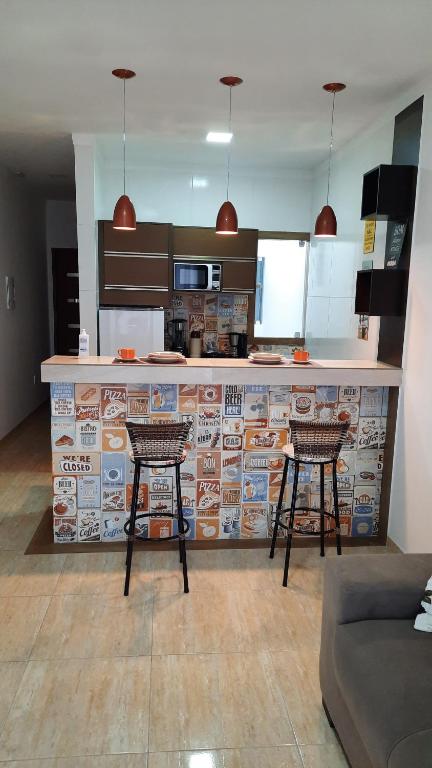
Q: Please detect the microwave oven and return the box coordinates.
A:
[173,261,221,292]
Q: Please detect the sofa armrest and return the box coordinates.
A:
[323,553,432,625]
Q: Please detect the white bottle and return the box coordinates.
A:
[78,328,90,357]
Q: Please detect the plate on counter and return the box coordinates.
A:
[248,353,285,365]
[291,359,312,365]
[146,352,187,364]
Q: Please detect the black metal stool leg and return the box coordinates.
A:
[124,462,140,596]
[332,460,342,555]
[176,463,189,594]
[283,459,299,587]
[319,463,325,558]
[270,456,289,559]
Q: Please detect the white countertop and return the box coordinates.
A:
[41,356,402,387]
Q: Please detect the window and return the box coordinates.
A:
[254,237,308,341]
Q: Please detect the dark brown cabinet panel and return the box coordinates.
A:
[173,226,258,260]
[103,221,171,254]
[99,221,172,307]
[221,259,257,293]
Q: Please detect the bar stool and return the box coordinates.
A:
[269,419,350,587]
[124,421,191,596]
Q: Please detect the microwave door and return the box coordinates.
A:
[175,263,209,290]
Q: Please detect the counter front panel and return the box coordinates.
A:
[49,380,389,544]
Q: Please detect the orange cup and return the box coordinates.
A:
[117,347,136,360]
[293,349,310,363]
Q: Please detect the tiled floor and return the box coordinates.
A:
[0,406,390,766]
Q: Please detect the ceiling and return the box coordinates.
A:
[1,0,432,197]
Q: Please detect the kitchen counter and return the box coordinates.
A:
[41,355,402,387]
[43,353,398,545]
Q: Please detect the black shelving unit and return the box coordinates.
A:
[361,164,417,221]
[355,269,406,316]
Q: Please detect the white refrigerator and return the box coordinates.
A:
[99,308,165,357]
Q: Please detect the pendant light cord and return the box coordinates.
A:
[122,77,127,196]
[326,91,336,205]
[226,86,232,200]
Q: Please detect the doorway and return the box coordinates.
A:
[52,248,79,355]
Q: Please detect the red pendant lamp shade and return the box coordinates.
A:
[112,68,136,231]
[314,83,346,239]
[314,204,337,237]
[216,200,238,235]
[113,194,136,230]
[215,76,242,235]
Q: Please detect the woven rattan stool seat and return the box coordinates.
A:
[126,421,190,463]
[289,420,350,462]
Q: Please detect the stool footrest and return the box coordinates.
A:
[124,512,190,541]
[273,507,338,537]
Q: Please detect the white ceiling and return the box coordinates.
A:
[1,0,432,197]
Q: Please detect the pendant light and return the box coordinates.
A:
[314,82,346,238]
[216,75,243,235]
[112,68,136,230]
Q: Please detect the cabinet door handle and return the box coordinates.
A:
[222,288,255,294]
[104,251,169,259]
[104,285,169,292]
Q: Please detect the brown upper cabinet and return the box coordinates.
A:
[173,225,258,294]
[173,225,258,260]
[99,221,172,307]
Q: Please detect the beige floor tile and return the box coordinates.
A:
[149,654,225,752]
[188,549,282,592]
[0,596,50,661]
[148,549,285,593]
[224,746,303,768]
[0,661,27,731]
[148,751,224,768]
[0,552,66,597]
[149,652,295,752]
[0,657,151,760]
[271,649,336,746]
[300,743,349,767]
[148,747,302,768]
[218,652,295,749]
[0,513,43,552]
[152,588,319,656]
[55,551,153,596]
[31,592,153,659]
[2,756,147,768]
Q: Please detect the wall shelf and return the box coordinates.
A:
[355,269,406,316]
[361,164,417,221]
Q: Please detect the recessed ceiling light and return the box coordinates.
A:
[191,177,209,189]
[206,131,233,144]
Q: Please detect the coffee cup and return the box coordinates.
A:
[117,347,136,360]
[293,349,310,362]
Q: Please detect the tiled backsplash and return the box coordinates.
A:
[50,382,388,543]
[164,292,304,358]
[165,293,249,354]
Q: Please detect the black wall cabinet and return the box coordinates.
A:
[361,164,417,221]
[355,269,406,316]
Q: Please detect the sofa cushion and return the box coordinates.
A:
[334,619,432,768]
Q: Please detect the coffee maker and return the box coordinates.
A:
[229,332,248,358]
[170,318,188,356]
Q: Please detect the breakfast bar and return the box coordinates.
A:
[41,356,401,545]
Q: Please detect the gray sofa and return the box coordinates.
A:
[320,554,432,768]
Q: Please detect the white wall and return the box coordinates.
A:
[0,164,49,439]
[73,135,99,353]
[46,200,77,354]
[306,119,394,359]
[389,84,432,552]
[95,162,313,232]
